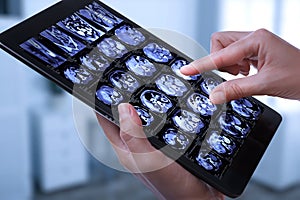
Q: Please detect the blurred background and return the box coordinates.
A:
[1,0,300,200]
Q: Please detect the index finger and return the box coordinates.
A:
[180,31,259,75]
[180,55,217,75]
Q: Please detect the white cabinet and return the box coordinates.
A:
[32,95,89,193]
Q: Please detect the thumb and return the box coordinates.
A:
[209,74,264,104]
[118,103,154,153]
[118,103,173,173]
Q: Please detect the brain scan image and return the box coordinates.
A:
[219,113,251,139]
[64,65,93,85]
[231,98,262,120]
[57,14,103,43]
[200,77,222,95]
[143,43,173,63]
[40,26,86,56]
[80,50,110,72]
[171,59,201,81]
[97,38,128,59]
[140,90,173,113]
[162,128,190,151]
[172,110,205,134]
[196,150,223,172]
[96,85,124,105]
[134,106,154,127]
[79,1,122,31]
[115,25,145,46]
[20,38,66,68]
[109,70,140,92]
[155,74,188,97]
[187,93,217,116]
[206,131,237,156]
[125,55,157,77]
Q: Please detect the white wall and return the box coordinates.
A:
[23,0,60,18]
[102,0,200,40]
[0,17,32,200]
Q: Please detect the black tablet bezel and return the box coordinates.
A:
[0,0,282,197]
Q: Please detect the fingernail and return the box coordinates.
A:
[210,91,226,104]
[180,64,191,73]
[118,103,131,119]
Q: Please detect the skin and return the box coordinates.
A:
[96,104,224,200]
[181,29,300,104]
[96,29,300,199]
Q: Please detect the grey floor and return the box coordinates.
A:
[34,172,155,200]
[34,172,300,200]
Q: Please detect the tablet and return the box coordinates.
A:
[0,0,282,197]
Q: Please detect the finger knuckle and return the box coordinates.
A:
[211,32,221,40]
[253,28,271,40]
[224,82,246,100]
[213,53,225,67]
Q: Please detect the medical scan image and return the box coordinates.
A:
[155,74,188,97]
[97,38,128,58]
[187,93,217,116]
[125,55,157,77]
[143,43,173,63]
[218,113,251,139]
[171,59,201,81]
[64,65,94,84]
[20,37,66,68]
[115,25,145,46]
[231,98,262,120]
[206,130,237,156]
[80,50,110,72]
[200,77,222,95]
[79,1,123,31]
[134,106,154,127]
[172,109,205,134]
[162,128,190,151]
[40,25,86,56]
[196,150,223,172]
[109,70,140,92]
[140,89,173,114]
[96,85,124,105]
[57,13,103,43]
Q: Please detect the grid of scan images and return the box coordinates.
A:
[19,1,263,178]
